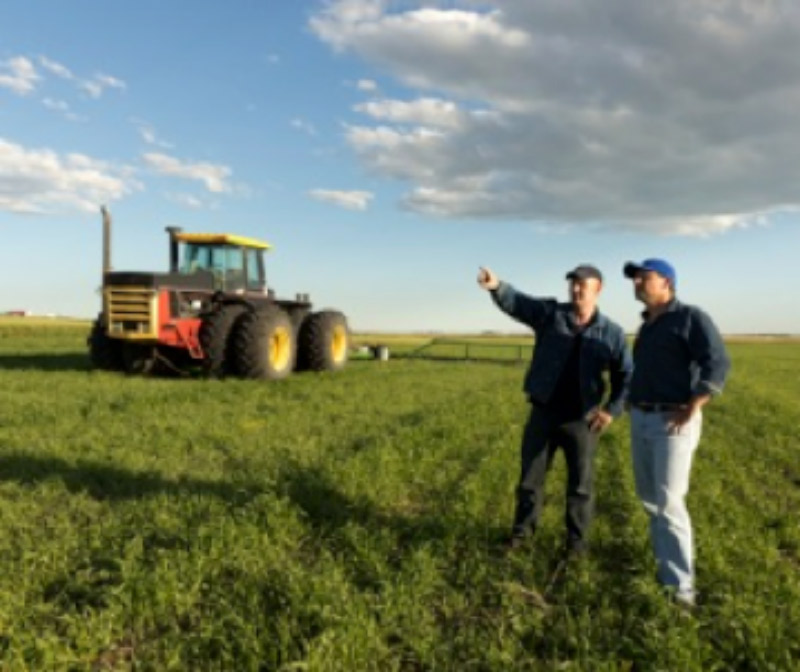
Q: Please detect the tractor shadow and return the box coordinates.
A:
[0,353,91,372]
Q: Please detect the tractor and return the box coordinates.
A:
[88,207,349,379]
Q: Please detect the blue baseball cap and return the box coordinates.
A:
[623,258,677,287]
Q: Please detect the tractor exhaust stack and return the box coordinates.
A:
[166,226,183,272]
[101,205,112,276]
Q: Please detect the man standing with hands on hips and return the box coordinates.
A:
[478,264,632,557]
[624,258,730,609]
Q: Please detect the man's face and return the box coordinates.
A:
[569,277,602,310]
[633,270,671,303]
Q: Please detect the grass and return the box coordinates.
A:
[0,323,798,670]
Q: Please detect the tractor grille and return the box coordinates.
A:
[105,286,158,339]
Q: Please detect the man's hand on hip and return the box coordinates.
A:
[587,408,613,433]
[667,395,710,434]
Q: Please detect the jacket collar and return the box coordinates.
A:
[566,306,603,331]
[641,297,680,322]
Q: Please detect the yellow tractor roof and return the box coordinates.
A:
[174,232,272,250]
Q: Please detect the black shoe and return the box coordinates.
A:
[564,537,587,559]
[499,533,527,554]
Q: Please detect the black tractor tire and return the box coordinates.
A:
[88,317,123,371]
[231,306,296,380]
[199,304,247,377]
[121,343,157,375]
[297,310,350,372]
[287,307,310,335]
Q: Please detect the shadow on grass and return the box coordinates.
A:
[0,452,263,504]
[274,460,512,570]
[0,452,441,525]
[277,461,456,544]
[0,451,501,549]
[0,353,91,372]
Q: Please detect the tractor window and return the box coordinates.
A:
[181,245,246,290]
[182,245,240,273]
[181,244,225,273]
[181,244,208,273]
[245,248,263,291]
[224,247,246,291]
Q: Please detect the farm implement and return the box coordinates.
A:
[88,207,349,379]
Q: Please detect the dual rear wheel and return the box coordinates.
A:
[202,306,349,380]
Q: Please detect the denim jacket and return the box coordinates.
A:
[629,298,730,404]
[492,282,632,417]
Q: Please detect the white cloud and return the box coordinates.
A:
[168,192,210,210]
[291,118,317,135]
[0,138,133,214]
[312,0,800,236]
[309,188,374,211]
[96,74,126,90]
[355,97,464,128]
[142,152,232,193]
[81,72,127,99]
[0,57,39,95]
[41,97,85,122]
[38,56,74,80]
[311,4,529,55]
[42,98,69,112]
[356,78,378,92]
[132,120,174,149]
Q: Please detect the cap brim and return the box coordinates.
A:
[566,271,601,281]
[623,262,642,279]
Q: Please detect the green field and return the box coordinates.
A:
[0,322,798,670]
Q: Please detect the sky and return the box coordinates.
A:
[1,0,799,335]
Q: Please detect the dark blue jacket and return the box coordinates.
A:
[491,282,632,417]
[629,299,730,404]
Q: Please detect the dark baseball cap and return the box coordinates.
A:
[566,264,603,282]
[623,258,677,287]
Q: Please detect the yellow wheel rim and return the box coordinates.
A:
[331,325,347,362]
[269,326,291,370]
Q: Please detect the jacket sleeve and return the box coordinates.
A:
[687,308,731,397]
[604,327,633,417]
[490,281,556,330]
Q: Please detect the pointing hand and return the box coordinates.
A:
[477,267,499,291]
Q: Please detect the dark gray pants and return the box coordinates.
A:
[511,405,598,545]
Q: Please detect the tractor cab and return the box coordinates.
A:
[172,232,270,295]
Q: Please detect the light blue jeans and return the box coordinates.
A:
[630,408,702,601]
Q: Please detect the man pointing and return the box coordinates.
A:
[478,265,632,555]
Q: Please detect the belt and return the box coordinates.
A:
[631,402,687,413]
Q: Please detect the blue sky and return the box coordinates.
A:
[1,0,798,334]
